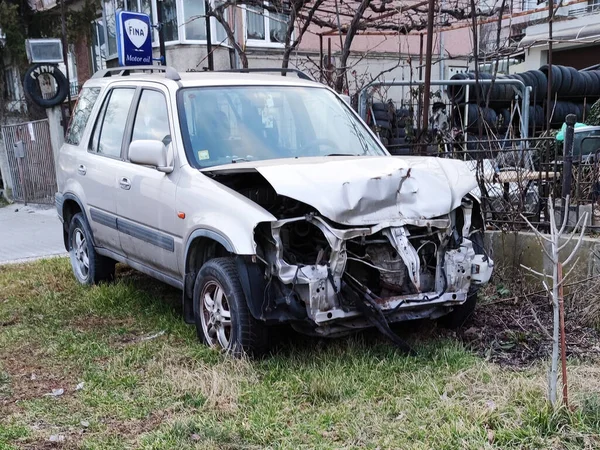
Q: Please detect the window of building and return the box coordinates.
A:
[245,2,289,46]
[97,0,229,61]
[90,88,136,158]
[178,0,228,43]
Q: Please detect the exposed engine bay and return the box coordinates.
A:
[207,166,494,338]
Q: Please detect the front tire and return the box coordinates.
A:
[68,212,115,285]
[193,257,268,356]
[438,287,478,329]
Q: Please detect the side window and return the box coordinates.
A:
[131,90,171,147]
[65,87,100,145]
[89,87,135,158]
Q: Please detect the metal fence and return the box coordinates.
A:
[1,119,57,204]
[387,133,600,233]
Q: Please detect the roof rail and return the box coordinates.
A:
[217,68,313,81]
[92,65,181,81]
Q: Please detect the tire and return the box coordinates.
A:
[529,70,548,101]
[374,110,390,121]
[67,212,115,285]
[193,257,268,356]
[559,65,572,96]
[589,71,600,96]
[390,137,406,146]
[448,73,469,103]
[459,104,497,130]
[23,63,69,108]
[438,231,485,329]
[540,65,563,96]
[519,71,535,95]
[376,120,391,130]
[497,108,511,130]
[372,102,388,112]
[568,67,584,96]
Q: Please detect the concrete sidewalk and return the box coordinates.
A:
[0,204,66,264]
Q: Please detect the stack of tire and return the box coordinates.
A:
[448,65,600,131]
[539,65,598,126]
[371,102,412,154]
[448,70,547,105]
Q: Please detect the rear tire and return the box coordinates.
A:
[193,257,268,357]
[67,212,115,285]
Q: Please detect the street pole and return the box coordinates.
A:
[156,0,167,65]
[546,0,554,132]
[205,0,214,70]
[421,0,435,154]
[60,0,72,117]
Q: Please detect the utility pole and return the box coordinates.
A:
[421,0,436,154]
[60,0,72,115]
[205,0,214,70]
[546,0,554,132]
[156,0,167,65]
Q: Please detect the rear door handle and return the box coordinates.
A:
[119,177,131,190]
[77,164,86,175]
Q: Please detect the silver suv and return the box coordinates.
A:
[56,66,493,355]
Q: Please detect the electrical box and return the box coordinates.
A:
[26,39,63,64]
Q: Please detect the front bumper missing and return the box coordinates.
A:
[313,290,468,324]
[264,211,493,326]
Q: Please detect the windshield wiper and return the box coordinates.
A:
[231,157,249,163]
[325,153,359,157]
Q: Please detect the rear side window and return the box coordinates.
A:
[89,88,135,158]
[65,87,100,146]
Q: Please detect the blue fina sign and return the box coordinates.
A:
[116,11,153,66]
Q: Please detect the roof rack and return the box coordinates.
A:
[92,65,181,81]
[217,68,313,81]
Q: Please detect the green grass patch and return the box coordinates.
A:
[1,258,599,448]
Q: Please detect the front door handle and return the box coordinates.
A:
[77,164,86,175]
[119,177,131,190]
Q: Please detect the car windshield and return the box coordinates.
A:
[178,85,386,168]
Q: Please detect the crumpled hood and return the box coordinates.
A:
[204,156,477,225]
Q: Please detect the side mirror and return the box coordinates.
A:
[129,139,173,173]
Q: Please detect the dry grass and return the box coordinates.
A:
[569,277,600,329]
[145,349,257,412]
[1,258,599,449]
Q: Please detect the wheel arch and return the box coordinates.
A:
[182,229,236,323]
[61,193,93,250]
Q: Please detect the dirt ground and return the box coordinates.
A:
[450,284,600,367]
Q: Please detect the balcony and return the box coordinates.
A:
[568,3,600,17]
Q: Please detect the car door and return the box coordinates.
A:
[115,86,181,278]
[82,86,137,253]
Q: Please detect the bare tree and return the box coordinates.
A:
[282,0,327,70]
[208,1,249,68]
[520,196,588,406]
[204,0,500,91]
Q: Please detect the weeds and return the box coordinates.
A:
[0,258,599,448]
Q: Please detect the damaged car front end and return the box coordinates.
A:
[204,156,494,339]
